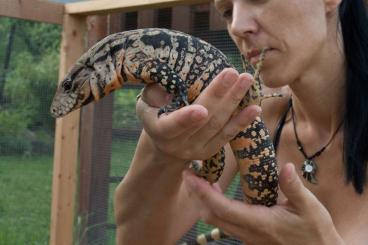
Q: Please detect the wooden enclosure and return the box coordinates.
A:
[0,0,230,244]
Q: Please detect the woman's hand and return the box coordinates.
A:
[182,163,346,245]
[136,68,262,162]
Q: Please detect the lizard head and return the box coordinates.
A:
[50,62,95,118]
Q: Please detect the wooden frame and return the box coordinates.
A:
[0,0,63,24]
[65,0,210,15]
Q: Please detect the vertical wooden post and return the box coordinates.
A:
[77,14,113,245]
[78,12,124,244]
[50,14,86,245]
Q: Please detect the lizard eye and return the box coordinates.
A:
[62,79,72,92]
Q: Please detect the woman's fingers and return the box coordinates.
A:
[195,70,253,119]
[183,170,267,227]
[279,163,323,213]
[205,105,261,153]
[136,68,257,160]
[183,166,338,245]
[137,97,208,139]
[193,74,254,148]
[200,68,239,99]
[183,170,281,244]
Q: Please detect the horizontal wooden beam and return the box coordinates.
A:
[0,0,64,25]
[65,0,211,16]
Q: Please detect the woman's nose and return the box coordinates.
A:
[229,3,258,38]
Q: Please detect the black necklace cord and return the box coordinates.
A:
[291,99,343,161]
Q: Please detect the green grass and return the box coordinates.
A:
[0,139,138,245]
[0,155,53,245]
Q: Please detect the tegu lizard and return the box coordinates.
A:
[50,28,279,244]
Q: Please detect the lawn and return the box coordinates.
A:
[0,139,138,245]
[0,155,53,245]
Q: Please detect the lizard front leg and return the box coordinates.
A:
[129,58,225,183]
[125,58,189,115]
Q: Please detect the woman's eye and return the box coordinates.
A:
[222,9,233,19]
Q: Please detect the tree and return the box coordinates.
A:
[0,17,61,155]
[0,22,16,105]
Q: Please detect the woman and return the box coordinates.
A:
[114,0,368,244]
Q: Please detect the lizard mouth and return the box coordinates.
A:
[81,93,94,106]
[50,93,78,118]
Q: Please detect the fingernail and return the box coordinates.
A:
[286,163,297,183]
[223,77,235,88]
[223,71,236,87]
[239,76,250,89]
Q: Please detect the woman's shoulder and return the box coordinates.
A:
[260,86,291,137]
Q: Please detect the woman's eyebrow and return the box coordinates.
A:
[214,0,226,9]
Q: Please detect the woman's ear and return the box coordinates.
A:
[325,0,342,14]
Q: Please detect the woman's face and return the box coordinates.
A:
[215,0,339,87]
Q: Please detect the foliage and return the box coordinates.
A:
[0,109,31,154]
[112,88,142,129]
[0,17,61,155]
[5,50,59,132]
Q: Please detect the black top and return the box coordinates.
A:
[273,98,292,153]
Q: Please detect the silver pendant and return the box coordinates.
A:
[301,159,318,184]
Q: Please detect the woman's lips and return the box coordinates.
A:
[246,48,272,66]
[246,49,262,60]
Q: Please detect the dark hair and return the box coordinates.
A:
[339,0,368,193]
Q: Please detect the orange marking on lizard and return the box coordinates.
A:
[230,136,257,151]
[188,80,203,102]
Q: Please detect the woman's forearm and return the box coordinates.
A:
[114,130,199,245]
